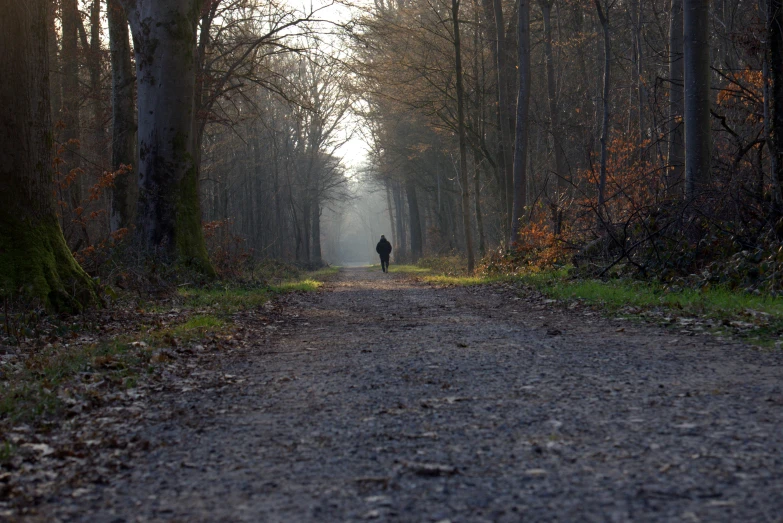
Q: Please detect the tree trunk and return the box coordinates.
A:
[683,0,711,200]
[473,149,487,256]
[540,0,567,200]
[595,0,611,220]
[510,0,531,245]
[120,0,214,274]
[311,196,322,265]
[768,0,783,208]
[405,177,423,262]
[108,0,137,232]
[451,0,475,272]
[394,181,408,261]
[88,0,108,166]
[46,0,61,125]
[385,179,397,250]
[0,0,97,311]
[667,0,685,198]
[60,0,83,241]
[490,0,514,230]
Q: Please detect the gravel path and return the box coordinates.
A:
[40,267,783,522]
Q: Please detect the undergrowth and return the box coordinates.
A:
[0,340,149,423]
[0,263,333,438]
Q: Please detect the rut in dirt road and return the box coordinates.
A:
[43,267,783,522]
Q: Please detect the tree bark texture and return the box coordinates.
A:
[683,0,711,200]
[490,0,514,229]
[595,0,610,218]
[46,0,61,125]
[120,0,214,274]
[510,0,531,246]
[452,0,475,272]
[769,0,783,208]
[60,0,83,228]
[108,0,138,232]
[667,0,685,197]
[540,0,567,199]
[0,0,97,311]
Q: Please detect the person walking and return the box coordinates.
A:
[376,235,393,273]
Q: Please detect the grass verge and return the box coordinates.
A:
[408,260,783,346]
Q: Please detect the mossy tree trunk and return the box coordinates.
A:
[0,0,98,311]
[119,0,214,275]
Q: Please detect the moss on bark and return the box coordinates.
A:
[0,215,98,312]
[176,163,215,276]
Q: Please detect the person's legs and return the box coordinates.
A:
[381,258,389,272]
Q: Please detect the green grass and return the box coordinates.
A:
[409,258,783,344]
[307,266,339,279]
[518,270,783,318]
[513,269,783,345]
[269,279,323,293]
[178,286,271,313]
[378,264,432,274]
[171,314,225,339]
[423,274,510,286]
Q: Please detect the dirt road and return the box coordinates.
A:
[39,267,783,521]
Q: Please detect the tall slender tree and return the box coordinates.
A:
[0,0,97,310]
[108,0,137,231]
[769,0,783,208]
[667,0,685,197]
[683,0,711,200]
[595,0,611,220]
[452,0,475,272]
[510,0,531,245]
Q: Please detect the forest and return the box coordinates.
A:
[2,0,783,519]
[2,0,783,305]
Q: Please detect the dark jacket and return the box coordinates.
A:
[376,238,392,259]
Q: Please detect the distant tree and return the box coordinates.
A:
[0,0,97,310]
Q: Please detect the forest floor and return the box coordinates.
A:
[7,266,783,521]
